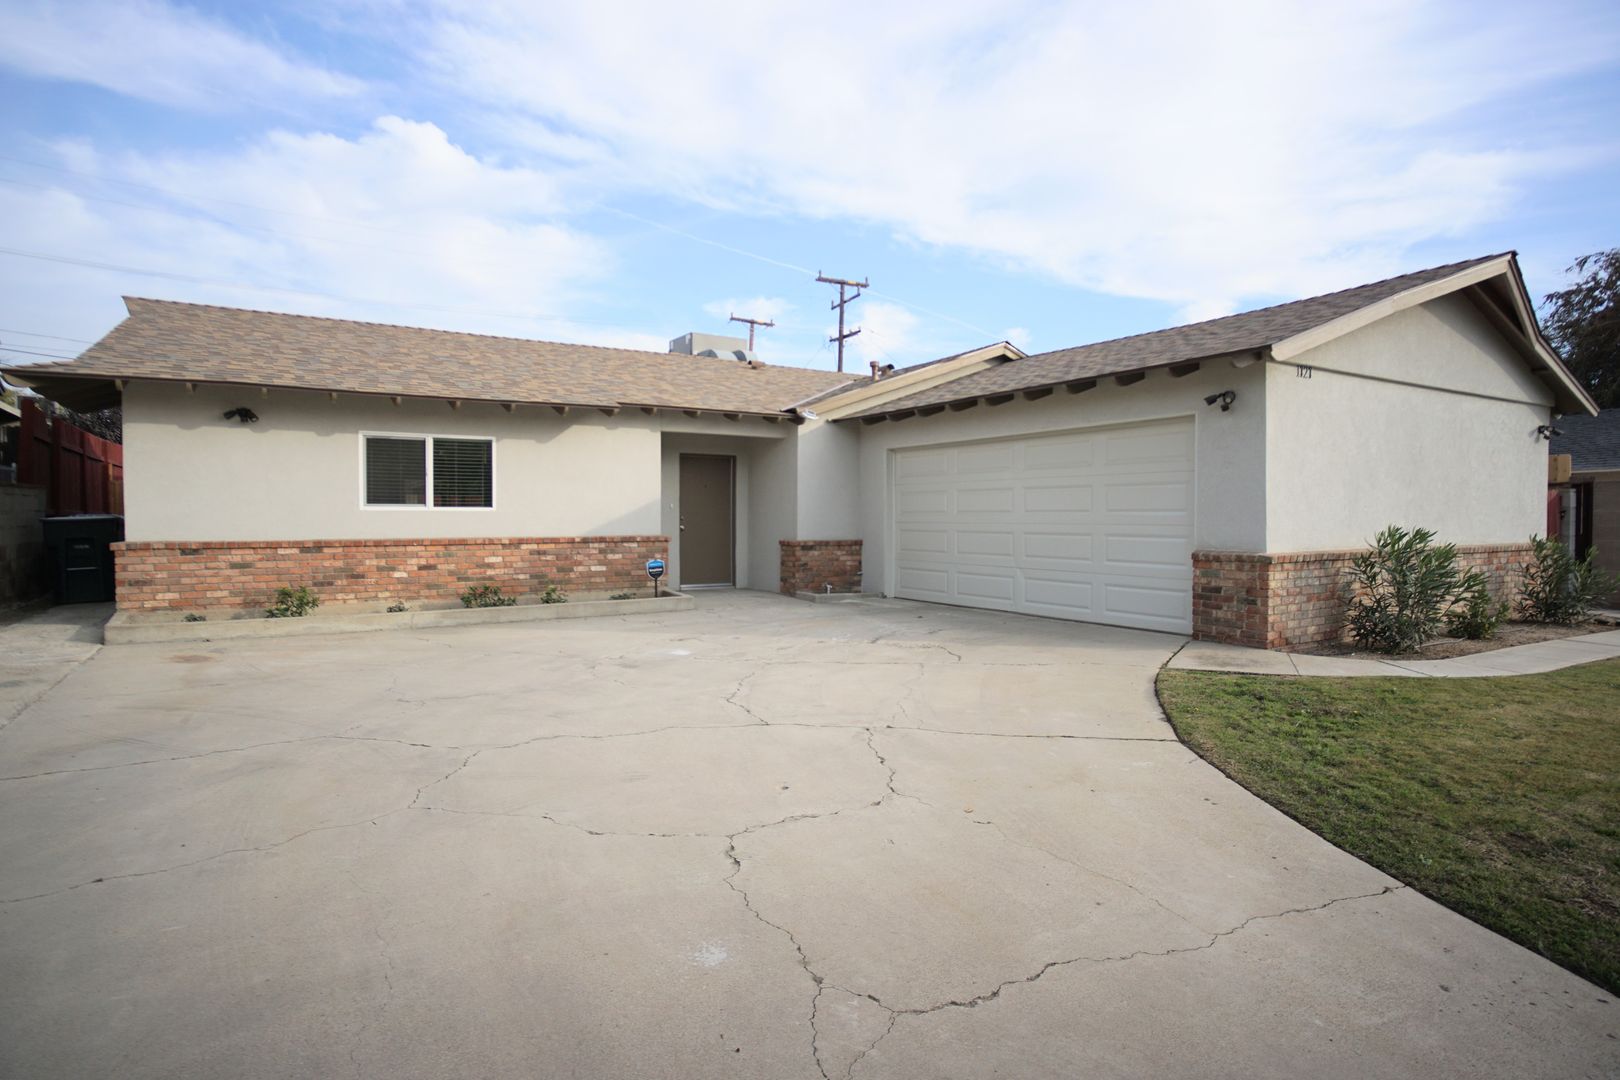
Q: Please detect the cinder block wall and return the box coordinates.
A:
[1193,543,1531,650]
[780,540,862,595]
[0,484,48,603]
[114,536,668,612]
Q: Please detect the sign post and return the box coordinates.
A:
[646,557,665,598]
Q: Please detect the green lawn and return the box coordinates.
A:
[1157,659,1620,993]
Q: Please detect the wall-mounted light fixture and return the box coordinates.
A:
[1536,424,1562,441]
[1204,390,1236,412]
[222,407,259,424]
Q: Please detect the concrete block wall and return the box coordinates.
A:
[780,540,863,595]
[114,536,668,612]
[1194,543,1532,650]
[0,484,48,603]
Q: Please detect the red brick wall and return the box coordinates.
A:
[1193,543,1532,650]
[780,539,862,595]
[113,536,668,612]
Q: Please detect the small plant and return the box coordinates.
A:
[609,592,635,601]
[460,584,517,608]
[182,612,207,623]
[1444,568,1508,640]
[386,601,408,613]
[1345,525,1460,654]
[265,586,319,619]
[1520,535,1619,624]
[540,584,567,604]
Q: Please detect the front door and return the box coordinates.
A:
[679,454,735,586]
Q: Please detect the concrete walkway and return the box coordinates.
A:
[1,593,1614,1078]
[0,601,111,729]
[1170,628,1620,678]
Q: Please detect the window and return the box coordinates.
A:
[363,434,493,508]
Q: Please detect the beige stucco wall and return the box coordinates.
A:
[660,431,798,591]
[1265,293,1555,552]
[124,382,782,544]
[795,419,861,540]
[853,361,1269,597]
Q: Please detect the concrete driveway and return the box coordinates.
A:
[0,592,1613,1079]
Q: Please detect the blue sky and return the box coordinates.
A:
[1,0,1617,375]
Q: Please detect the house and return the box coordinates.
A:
[1,251,1595,648]
[1550,409,1620,604]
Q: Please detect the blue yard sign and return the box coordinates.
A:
[646,558,665,580]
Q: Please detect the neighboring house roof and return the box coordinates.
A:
[836,252,1595,419]
[1,298,856,416]
[1550,409,1620,472]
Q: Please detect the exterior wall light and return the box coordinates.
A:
[1536,424,1562,441]
[222,407,259,423]
[1204,390,1236,412]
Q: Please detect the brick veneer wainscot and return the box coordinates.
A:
[1193,543,1533,650]
[113,536,668,612]
[780,539,862,595]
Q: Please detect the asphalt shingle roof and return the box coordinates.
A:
[1550,409,1620,471]
[847,254,1509,416]
[5,298,856,415]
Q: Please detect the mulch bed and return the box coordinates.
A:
[1297,619,1612,660]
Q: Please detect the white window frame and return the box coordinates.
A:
[359,431,497,511]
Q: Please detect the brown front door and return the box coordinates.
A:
[679,455,735,586]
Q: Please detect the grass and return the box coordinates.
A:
[1157,659,1620,994]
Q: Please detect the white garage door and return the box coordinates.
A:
[890,418,1195,633]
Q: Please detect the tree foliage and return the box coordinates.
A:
[1542,249,1620,408]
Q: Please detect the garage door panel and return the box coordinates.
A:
[1103,534,1190,570]
[891,418,1193,633]
[1021,575,1094,613]
[896,488,950,516]
[1023,483,1093,513]
[955,571,1017,602]
[955,486,1016,514]
[1022,532,1093,563]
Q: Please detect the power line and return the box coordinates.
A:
[0,345,77,360]
[0,327,94,344]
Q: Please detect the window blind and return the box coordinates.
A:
[365,437,426,505]
[433,438,493,508]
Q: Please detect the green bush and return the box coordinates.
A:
[386,601,408,613]
[1520,536,1619,624]
[540,584,566,605]
[1345,525,1461,654]
[265,586,319,619]
[1444,568,1508,640]
[460,584,517,608]
[182,612,207,623]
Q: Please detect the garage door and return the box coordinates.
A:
[890,418,1194,633]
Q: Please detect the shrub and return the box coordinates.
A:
[182,612,207,623]
[1444,568,1508,640]
[386,602,408,613]
[1520,535,1620,624]
[265,586,319,619]
[540,584,566,605]
[460,584,517,608]
[1345,525,1460,654]
[609,592,635,601]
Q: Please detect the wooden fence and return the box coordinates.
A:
[16,398,123,516]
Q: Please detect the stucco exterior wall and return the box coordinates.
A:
[1265,294,1554,552]
[795,419,861,540]
[853,361,1268,597]
[660,432,792,591]
[123,383,780,544]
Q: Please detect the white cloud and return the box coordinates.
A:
[840,301,922,371]
[415,0,1618,315]
[0,118,643,353]
[1003,327,1032,351]
[0,0,364,112]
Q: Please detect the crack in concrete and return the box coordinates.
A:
[0,733,446,782]
[890,726,1179,743]
[858,886,1407,1028]
[725,669,769,725]
[0,810,406,905]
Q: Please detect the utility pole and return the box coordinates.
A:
[816,272,868,373]
[727,313,775,351]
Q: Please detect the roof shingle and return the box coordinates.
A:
[1550,409,1620,472]
[5,298,856,415]
[846,254,1510,416]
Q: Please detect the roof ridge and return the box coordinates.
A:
[118,296,842,376]
[1014,252,1513,362]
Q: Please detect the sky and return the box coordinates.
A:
[0,0,1617,376]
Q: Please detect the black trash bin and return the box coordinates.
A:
[41,514,124,604]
